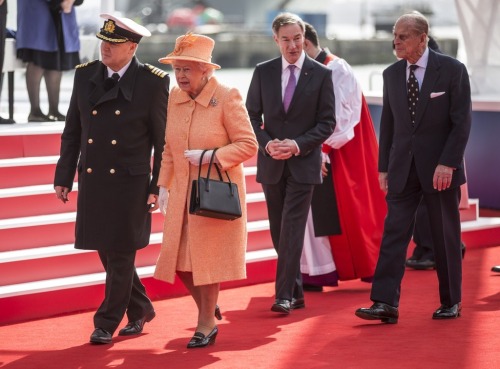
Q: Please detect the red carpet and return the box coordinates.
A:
[1,245,500,369]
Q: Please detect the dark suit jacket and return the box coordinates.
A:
[246,55,335,185]
[378,49,471,193]
[54,57,169,252]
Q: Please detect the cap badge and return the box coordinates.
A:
[104,20,116,33]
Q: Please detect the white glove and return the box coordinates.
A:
[321,151,330,164]
[184,149,216,166]
[158,186,169,216]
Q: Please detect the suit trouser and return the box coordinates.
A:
[262,164,315,301]
[411,201,435,260]
[94,250,153,334]
[370,162,462,307]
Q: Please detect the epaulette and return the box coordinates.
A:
[145,63,168,78]
[75,60,98,69]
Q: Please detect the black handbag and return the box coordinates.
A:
[189,149,242,221]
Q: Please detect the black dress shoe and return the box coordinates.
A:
[303,284,323,292]
[90,328,112,344]
[406,258,436,270]
[118,310,156,336]
[187,326,218,348]
[355,302,399,324]
[0,116,15,124]
[47,112,66,121]
[492,265,500,273]
[271,299,291,314]
[291,297,305,310]
[28,113,52,122]
[215,304,222,320]
[432,303,461,319]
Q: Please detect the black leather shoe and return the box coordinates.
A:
[492,265,500,273]
[215,304,222,320]
[118,310,156,336]
[187,326,218,348]
[406,258,436,270]
[271,299,291,314]
[90,328,112,344]
[47,112,66,121]
[355,302,399,324]
[291,297,305,310]
[0,116,15,124]
[303,284,323,292]
[27,113,51,122]
[432,303,461,319]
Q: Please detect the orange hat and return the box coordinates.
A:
[158,33,221,69]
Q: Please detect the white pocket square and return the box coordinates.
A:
[430,91,445,98]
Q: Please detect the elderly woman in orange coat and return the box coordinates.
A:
[154,34,258,348]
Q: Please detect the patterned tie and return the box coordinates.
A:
[407,65,419,126]
[283,65,296,112]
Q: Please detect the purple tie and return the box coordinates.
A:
[283,65,296,112]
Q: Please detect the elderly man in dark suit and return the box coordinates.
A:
[355,12,471,323]
[54,14,169,343]
[246,12,335,314]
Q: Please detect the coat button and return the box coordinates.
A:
[115,110,121,115]
[111,140,117,145]
[88,138,93,144]
[86,168,93,173]
[110,169,116,174]
[92,110,97,116]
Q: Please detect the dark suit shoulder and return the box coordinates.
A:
[255,57,281,69]
[75,59,99,69]
[143,63,168,78]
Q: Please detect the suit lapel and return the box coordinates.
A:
[89,57,139,107]
[268,58,284,113]
[393,60,414,131]
[289,56,314,111]
[414,50,440,129]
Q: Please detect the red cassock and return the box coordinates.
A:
[322,95,387,280]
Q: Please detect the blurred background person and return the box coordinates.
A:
[16,0,82,122]
[0,0,15,124]
[54,13,168,344]
[154,33,258,348]
[300,22,386,292]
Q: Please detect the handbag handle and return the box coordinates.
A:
[196,149,236,196]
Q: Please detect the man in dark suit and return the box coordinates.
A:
[355,12,471,323]
[54,14,169,343]
[246,12,335,314]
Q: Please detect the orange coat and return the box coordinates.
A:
[154,77,258,286]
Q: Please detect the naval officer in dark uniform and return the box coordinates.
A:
[54,13,169,344]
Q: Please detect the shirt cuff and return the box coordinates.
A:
[292,140,300,156]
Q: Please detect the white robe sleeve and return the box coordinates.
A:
[323,58,363,149]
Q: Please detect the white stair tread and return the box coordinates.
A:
[0,122,64,136]
[0,155,60,168]
[0,183,79,198]
[0,221,271,263]
[0,248,277,298]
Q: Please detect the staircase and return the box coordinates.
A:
[2,124,500,326]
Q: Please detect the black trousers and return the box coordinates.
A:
[94,250,153,334]
[370,162,462,307]
[411,201,435,260]
[262,164,315,301]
